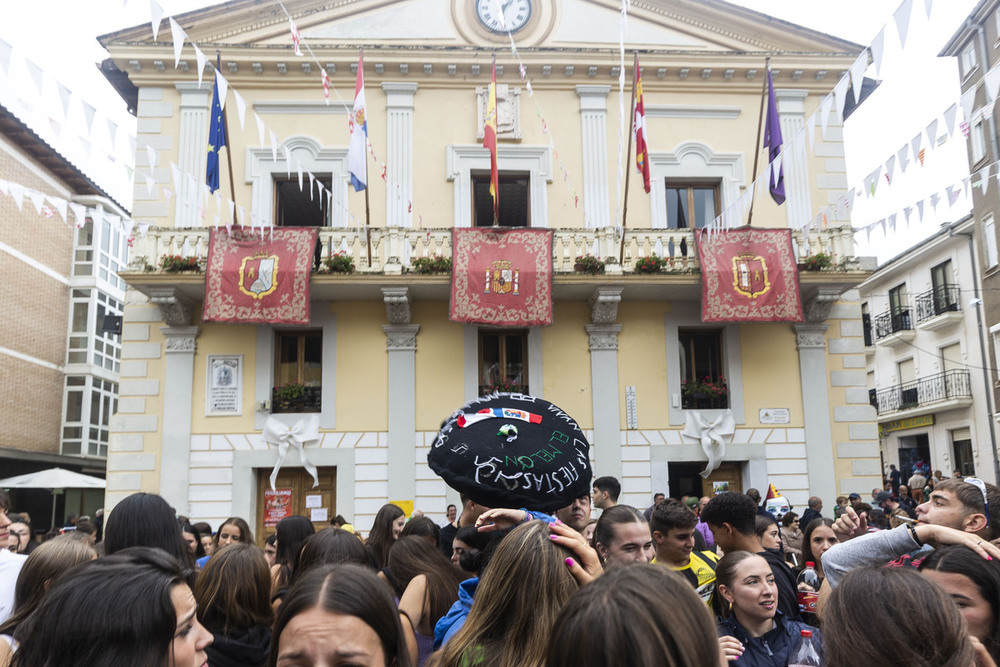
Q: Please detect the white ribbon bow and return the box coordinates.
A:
[264,414,321,491]
[681,409,736,478]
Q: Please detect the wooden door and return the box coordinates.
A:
[702,462,743,497]
[255,466,337,546]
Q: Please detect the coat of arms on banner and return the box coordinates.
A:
[239,253,279,299]
[485,260,519,295]
[732,253,770,299]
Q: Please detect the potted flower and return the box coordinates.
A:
[409,256,453,273]
[681,376,728,409]
[633,254,665,274]
[480,378,527,395]
[800,252,834,271]
[322,252,355,273]
[273,383,306,411]
[574,255,606,275]
[159,255,200,272]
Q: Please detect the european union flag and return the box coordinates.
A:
[206,73,226,193]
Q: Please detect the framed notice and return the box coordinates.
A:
[264,489,293,527]
[206,355,242,416]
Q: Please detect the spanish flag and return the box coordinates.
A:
[633,58,651,193]
[765,483,781,501]
[484,55,499,224]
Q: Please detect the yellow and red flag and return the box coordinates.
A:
[634,60,651,193]
[484,56,499,223]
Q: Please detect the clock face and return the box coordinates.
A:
[476,0,532,34]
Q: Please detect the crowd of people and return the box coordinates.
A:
[2,465,1000,666]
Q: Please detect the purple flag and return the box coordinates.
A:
[764,68,785,205]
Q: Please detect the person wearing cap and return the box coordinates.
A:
[872,491,910,529]
[823,477,1000,589]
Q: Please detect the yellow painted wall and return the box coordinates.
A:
[541,301,593,426]
[617,301,670,429]
[413,301,466,431]
[332,301,389,431]
[739,324,805,427]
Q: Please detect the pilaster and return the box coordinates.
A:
[587,286,623,479]
[159,325,199,513]
[174,82,211,228]
[382,287,418,503]
[775,89,812,231]
[576,85,611,228]
[383,83,418,228]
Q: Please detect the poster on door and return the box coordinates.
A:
[264,489,292,527]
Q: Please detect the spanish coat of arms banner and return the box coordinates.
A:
[696,227,803,323]
[203,227,318,326]
[449,228,554,327]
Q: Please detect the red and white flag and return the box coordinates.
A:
[484,56,499,222]
[634,59,651,193]
[290,19,302,57]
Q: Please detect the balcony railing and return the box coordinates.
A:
[272,385,322,414]
[871,369,972,415]
[126,224,860,275]
[873,309,912,340]
[915,284,961,323]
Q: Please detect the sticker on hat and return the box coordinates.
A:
[428,393,592,512]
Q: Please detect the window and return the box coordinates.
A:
[897,358,917,409]
[888,283,911,331]
[930,260,958,313]
[274,175,332,227]
[479,329,527,394]
[861,302,873,347]
[952,428,975,476]
[273,330,322,413]
[961,42,978,77]
[665,182,720,229]
[62,375,116,457]
[992,326,1000,381]
[985,216,999,268]
[972,115,987,164]
[472,172,529,227]
[941,343,962,372]
[67,288,121,372]
[679,329,727,409]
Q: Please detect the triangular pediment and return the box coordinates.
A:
[100,0,860,56]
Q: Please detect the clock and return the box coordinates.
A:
[476,0,532,34]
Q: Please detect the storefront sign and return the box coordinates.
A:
[880,414,935,435]
[206,355,242,416]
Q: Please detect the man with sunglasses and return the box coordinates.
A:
[822,477,1000,589]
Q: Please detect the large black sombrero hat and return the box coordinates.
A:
[428,393,592,512]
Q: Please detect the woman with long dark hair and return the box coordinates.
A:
[10,547,213,667]
[366,503,405,570]
[269,516,315,606]
[103,493,195,578]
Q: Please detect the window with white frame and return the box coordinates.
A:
[961,42,978,77]
[67,288,121,372]
[985,215,999,268]
[992,326,1000,381]
[62,375,116,457]
[972,114,987,164]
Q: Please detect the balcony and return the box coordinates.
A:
[123,224,866,304]
[915,284,963,331]
[873,309,915,347]
[872,369,973,421]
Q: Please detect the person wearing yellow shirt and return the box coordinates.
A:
[650,499,720,607]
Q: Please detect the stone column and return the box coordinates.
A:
[382,83,418,228]
[575,85,611,228]
[174,82,211,228]
[586,287,623,478]
[795,288,841,504]
[775,89,812,231]
[382,288,419,503]
[159,324,199,513]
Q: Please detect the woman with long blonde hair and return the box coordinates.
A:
[427,521,580,667]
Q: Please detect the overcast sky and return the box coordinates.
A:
[0,0,983,262]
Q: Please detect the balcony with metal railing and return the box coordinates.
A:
[915,284,962,331]
[873,308,915,347]
[871,369,973,421]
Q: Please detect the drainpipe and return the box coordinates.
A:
[950,223,1000,484]
[972,21,1000,163]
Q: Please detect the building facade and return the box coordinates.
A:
[859,217,999,485]
[0,102,128,528]
[99,0,879,535]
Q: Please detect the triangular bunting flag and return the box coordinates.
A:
[916,199,925,221]
[871,28,886,77]
[925,118,939,148]
[943,103,958,137]
[48,195,68,222]
[150,0,164,40]
[903,206,913,224]
[923,0,933,17]
[307,172,315,200]
[849,51,868,103]
[27,189,45,215]
[270,130,279,162]
[69,202,86,228]
[194,46,207,87]
[806,113,817,153]
[215,71,228,111]
[145,144,157,169]
[23,58,44,98]
[946,185,959,206]
[888,213,897,233]
[255,113,266,147]
[885,155,896,184]
[986,64,1000,105]
[820,95,833,139]
[8,182,25,210]
[0,38,12,77]
[911,132,923,159]
[56,83,72,120]
[833,77,849,122]
[898,144,910,173]
[233,91,247,129]
[930,192,941,210]
[169,17,187,69]
[982,166,992,197]
[894,0,913,50]
[961,87,977,122]
[145,174,155,195]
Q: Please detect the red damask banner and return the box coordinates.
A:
[696,227,803,323]
[450,228,553,326]
[203,227,318,326]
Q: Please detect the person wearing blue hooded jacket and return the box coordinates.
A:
[715,551,821,666]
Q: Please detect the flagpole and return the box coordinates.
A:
[745,56,769,228]
[619,52,639,265]
[217,51,237,227]
[491,53,498,228]
[360,47,372,267]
